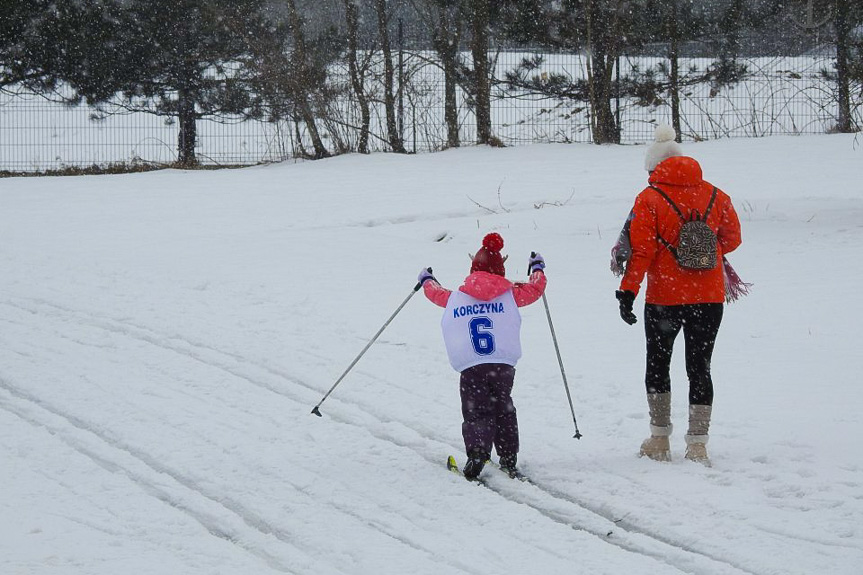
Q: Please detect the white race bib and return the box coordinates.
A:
[441,290,522,372]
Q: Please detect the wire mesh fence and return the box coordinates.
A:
[0,88,295,171]
[486,48,860,145]
[614,52,856,142]
[1,46,859,172]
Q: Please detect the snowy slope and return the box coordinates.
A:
[1,134,862,575]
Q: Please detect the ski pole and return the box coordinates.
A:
[530,253,582,439]
[311,272,428,417]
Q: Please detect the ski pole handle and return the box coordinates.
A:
[414,267,433,292]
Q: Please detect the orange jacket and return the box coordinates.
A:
[619,156,742,305]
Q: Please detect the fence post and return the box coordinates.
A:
[615,55,621,139]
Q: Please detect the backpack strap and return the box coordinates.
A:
[703,186,718,219]
[650,184,718,221]
[649,185,681,256]
[649,185,685,220]
[656,234,677,255]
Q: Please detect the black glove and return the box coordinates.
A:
[615,290,637,325]
[417,267,436,286]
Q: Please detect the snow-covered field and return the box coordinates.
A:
[1,134,861,574]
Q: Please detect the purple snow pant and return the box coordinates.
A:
[459,363,518,459]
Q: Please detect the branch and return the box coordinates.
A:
[467,195,498,214]
[534,189,576,209]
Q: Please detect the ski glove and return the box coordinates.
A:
[615,290,637,325]
[528,252,546,273]
[417,267,436,287]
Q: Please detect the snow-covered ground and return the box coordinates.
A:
[1,134,861,574]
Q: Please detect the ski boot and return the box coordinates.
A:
[499,454,519,478]
[463,448,489,481]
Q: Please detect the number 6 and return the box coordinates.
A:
[469,317,495,355]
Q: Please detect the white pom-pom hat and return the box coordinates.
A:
[644,123,683,172]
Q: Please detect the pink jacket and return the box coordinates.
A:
[423,270,546,307]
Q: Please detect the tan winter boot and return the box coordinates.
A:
[685,404,712,466]
[639,392,672,462]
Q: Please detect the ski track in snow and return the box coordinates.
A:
[0,299,486,575]
[0,363,318,574]
[0,294,830,575]
[0,387,310,575]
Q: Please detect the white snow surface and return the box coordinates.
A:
[1,135,862,575]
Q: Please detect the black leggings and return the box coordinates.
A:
[644,303,723,405]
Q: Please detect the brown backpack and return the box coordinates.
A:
[650,185,718,271]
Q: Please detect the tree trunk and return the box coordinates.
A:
[591,55,619,144]
[375,0,407,153]
[669,0,681,141]
[285,0,329,159]
[298,100,329,159]
[726,0,743,59]
[835,0,853,132]
[442,42,461,149]
[344,0,371,153]
[433,7,461,148]
[585,0,620,144]
[470,0,492,145]
[177,88,198,166]
[585,1,620,144]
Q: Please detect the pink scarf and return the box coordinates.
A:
[723,257,753,303]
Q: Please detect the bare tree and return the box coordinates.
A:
[834,0,854,132]
[284,0,330,158]
[410,0,463,148]
[791,0,859,132]
[468,0,493,144]
[344,0,372,153]
[374,0,407,152]
[668,0,682,141]
[437,4,463,148]
[584,0,622,144]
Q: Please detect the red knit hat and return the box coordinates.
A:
[471,233,506,276]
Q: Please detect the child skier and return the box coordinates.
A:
[418,233,546,480]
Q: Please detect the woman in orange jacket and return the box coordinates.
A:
[615,125,742,466]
